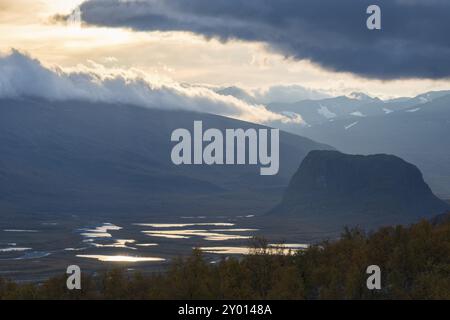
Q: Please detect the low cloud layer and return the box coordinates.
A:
[75,0,450,80]
[253,85,330,104]
[0,50,291,124]
[215,85,330,105]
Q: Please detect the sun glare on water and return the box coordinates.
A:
[76,255,166,262]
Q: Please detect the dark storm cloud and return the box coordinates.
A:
[77,0,450,79]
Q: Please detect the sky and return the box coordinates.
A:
[1,0,450,104]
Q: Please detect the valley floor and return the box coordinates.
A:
[2,199,448,283]
[1,216,450,299]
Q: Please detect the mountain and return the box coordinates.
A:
[268,90,450,128]
[271,151,449,227]
[293,93,450,198]
[383,90,450,110]
[0,97,332,216]
[266,93,385,127]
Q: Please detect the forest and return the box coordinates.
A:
[1,216,449,300]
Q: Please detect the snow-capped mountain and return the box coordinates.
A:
[215,87,450,128]
[267,91,450,127]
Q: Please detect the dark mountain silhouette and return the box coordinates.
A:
[271,150,449,226]
[0,97,331,216]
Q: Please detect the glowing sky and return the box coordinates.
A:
[1,0,450,99]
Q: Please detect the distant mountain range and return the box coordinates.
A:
[0,98,331,216]
[216,88,450,198]
[268,90,450,127]
[216,87,450,127]
[271,150,450,227]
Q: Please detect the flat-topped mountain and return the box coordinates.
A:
[271,150,449,226]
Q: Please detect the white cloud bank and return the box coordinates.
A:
[0,50,293,124]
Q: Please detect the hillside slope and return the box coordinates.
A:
[0,98,332,216]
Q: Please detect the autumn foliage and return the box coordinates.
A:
[1,218,449,300]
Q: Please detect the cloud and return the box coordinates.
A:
[75,0,450,80]
[215,84,330,104]
[252,85,331,103]
[0,50,290,123]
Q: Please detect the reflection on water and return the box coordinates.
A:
[80,232,112,238]
[200,246,252,255]
[199,243,308,255]
[0,242,50,261]
[135,219,257,241]
[64,247,88,251]
[3,218,308,270]
[143,233,189,239]
[211,228,258,232]
[270,243,309,249]
[0,247,31,253]
[14,251,50,260]
[76,255,165,262]
[142,229,252,241]
[88,223,122,233]
[77,223,141,251]
[91,239,136,250]
[80,223,122,239]
[135,223,234,228]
